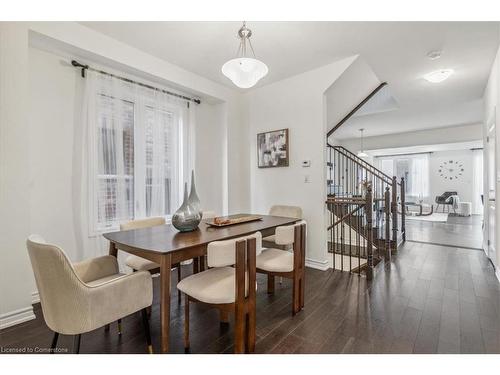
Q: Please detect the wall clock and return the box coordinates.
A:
[438,160,464,180]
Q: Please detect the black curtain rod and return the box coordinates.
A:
[71,60,201,105]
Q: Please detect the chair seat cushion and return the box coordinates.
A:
[177,267,248,304]
[256,248,294,273]
[125,255,159,271]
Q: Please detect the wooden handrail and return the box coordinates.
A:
[327,82,387,138]
[328,204,364,230]
[328,144,392,184]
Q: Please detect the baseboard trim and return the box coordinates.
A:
[31,291,40,304]
[0,306,35,330]
[305,258,329,271]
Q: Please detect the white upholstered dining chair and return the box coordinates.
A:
[257,221,306,315]
[26,235,153,353]
[262,205,303,250]
[122,217,186,305]
[177,232,262,353]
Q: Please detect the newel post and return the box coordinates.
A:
[391,176,398,249]
[365,183,374,280]
[384,186,391,261]
[400,177,406,242]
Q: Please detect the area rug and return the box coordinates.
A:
[405,213,449,222]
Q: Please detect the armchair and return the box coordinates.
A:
[26,235,153,353]
[435,191,458,213]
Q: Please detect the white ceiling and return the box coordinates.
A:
[81,22,499,138]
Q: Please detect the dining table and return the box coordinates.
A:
[103,214,301,353]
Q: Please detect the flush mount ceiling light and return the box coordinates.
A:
[423,69,454,83]
[222,22,268,89]
[357,128,368,158]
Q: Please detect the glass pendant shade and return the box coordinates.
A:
[222,22,268,89]
[222,57,268,89]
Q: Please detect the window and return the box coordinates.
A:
[377,153,430,201]
[87,72,189,233]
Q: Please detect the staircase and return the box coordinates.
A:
[326,143,405,279]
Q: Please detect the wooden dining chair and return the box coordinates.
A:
[256,221,306,315]
[262,205,303,250]
[122,217,183,306]
[177,232,262,353]
[26,235,154,354]
[192,210,217,273]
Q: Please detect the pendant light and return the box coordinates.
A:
[222,22,268,89]
[357,128,368,158]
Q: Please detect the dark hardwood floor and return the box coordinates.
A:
[1,240,499,354]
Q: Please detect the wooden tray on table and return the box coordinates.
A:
[205,214,263,227]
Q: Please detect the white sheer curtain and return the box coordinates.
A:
[408,153,430,200]
[79,70,192,238]
[376,153,430,201]
[472,149,484,215]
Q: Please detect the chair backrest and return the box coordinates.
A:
[202,211,217,220]
[120,217,166,231]
[207,232,263,268]
[26,235,86,333]
[269,205,303,219]
[275,220,307,246]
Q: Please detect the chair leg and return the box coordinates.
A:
[177,265,182,305]
[220,310,230,324]
[184,294,190,352]
[141,308,153,354]
[50,332,59,353]
[117,318,122,335]
[292,271,300,315]
[234,305,246,354]
[246,309,256,353]
[267,275,275,294]
[73,334,81,354]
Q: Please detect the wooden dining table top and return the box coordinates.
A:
[103,214,299,254]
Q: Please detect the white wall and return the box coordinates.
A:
[325,56,381,136]
[0,23,36,328]
[429,150,474,211]
[245,56,356,270]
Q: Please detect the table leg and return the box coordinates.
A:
[160,254,172,353]
[193,257,199,274]
[109,241,117,257]
[105,242,118,334]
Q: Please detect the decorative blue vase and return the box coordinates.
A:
[172,172,202,232]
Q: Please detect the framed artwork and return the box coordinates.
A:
[257,128,289,168]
